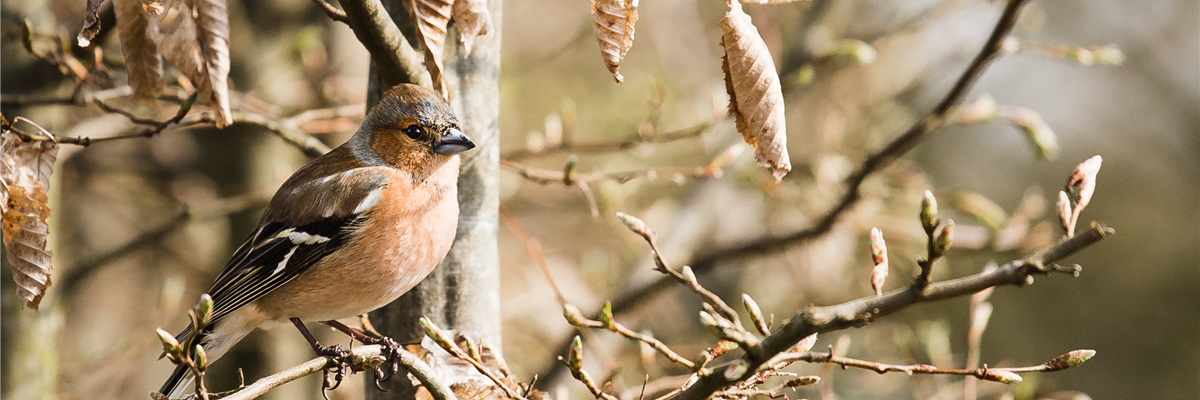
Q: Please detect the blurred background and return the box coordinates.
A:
[1,0,1196,399]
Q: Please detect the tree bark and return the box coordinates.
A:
[364,0,502,398]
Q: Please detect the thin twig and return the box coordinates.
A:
[178,110,332,158]
[502,121,715,161]
[498,206,565,304]
[565,303,695,370]
[309,0,350,23]
[768,348,1088,383]
[502,160,708,186]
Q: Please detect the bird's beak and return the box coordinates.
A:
[432,128,475,155]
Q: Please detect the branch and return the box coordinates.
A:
[501,121,715,161]
[766,348,1094,384]
[178,110,333,158]
[501,160,711,186]
[676,224,1112,400]
[335,0,430,88]
[6,91,336,158]
[502,144,741,186]
[309,0,350,24]
[215,345,456,400]
[562,302,696,370]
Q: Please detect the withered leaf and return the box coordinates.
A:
[589,0,638,83]
[451,0,492,55]
[193,0,232,127]
[0,133,59,311]
[114,0,165,103]
[720,0,790,180]
[140,0,165,14]
[78,0,107,47]
[149,0,232,127]
[408,0,453,96]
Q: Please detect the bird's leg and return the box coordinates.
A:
[322,320,387,345]
[292,318,351,396]
[291,318,350,358]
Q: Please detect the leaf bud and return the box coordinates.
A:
[723,360,748,381]
[868,227,887,266]
[599,301,615,330]
[920,190,938,234]
[562,303,586,327]
[194,294,214,328]
[616,212,654,239]
[1057,190,1072,233]
[741,294,769,335]
[983,369,1022,384]
[786,375,820,386]
[1045,349,1096,371]
[933,219,955,258]
[568,335,584,371]
[156,328,182,356]
[1067,155,1102,208]
[193,345,208,371]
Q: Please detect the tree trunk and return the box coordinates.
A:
[365,0,502,398]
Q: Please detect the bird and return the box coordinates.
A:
[157,84,475,398]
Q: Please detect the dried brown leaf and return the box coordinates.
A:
[720,0,790,180]
[451,0,492,55]
[193,0,232,127]
[78,0,107,47]
[140,0,165,14]
[114,0,165,103]
[589,0,638,83]
[408,0,453,96]
[149,0,231,127]
[0,133,59,311]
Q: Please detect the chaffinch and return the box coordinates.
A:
[158,84,474,397]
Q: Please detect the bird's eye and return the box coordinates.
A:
[404,124,424,140]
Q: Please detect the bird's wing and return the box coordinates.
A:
[201,167,390,330]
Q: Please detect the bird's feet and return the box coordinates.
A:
[316,344,351,400]
[369,335,408,389]
[319,319,412,390]
[315,343,351,358]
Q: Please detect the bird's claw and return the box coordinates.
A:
[368,335,405,387]
[318,345,350,399]
[320,358,348,399]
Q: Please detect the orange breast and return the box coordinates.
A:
[253,165,460,322]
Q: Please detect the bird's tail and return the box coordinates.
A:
[156,322,255,399]
[158,363,194,399]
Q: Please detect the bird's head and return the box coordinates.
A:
[356,84,475,174]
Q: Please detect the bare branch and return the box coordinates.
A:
[336,0,431,88]
[675,224,1112,400]
[503,120,714,161]
[562,302,696,370]
[309,0,351,24]
[502,160,706,186]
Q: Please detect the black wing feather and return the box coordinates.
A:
[168,168,387,346]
